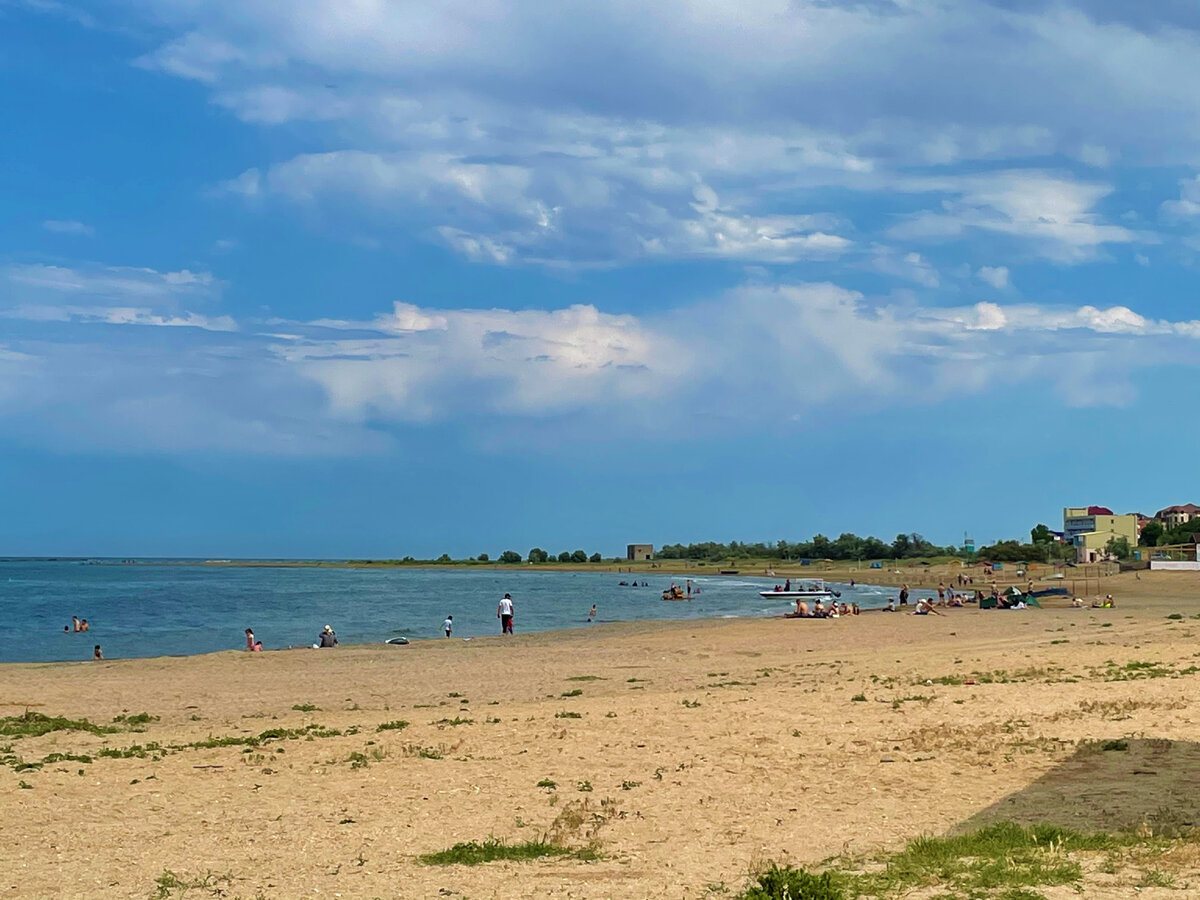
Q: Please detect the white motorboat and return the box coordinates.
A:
[758,579,840,600]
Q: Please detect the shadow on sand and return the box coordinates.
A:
[955,738,1200,834]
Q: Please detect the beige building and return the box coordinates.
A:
[626,544,654,562]
[1063,507,1138,563]
[1155,504,1200,530]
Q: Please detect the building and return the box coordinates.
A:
[1062,507,1138,563]
[1155,504,1200,530]
[626,544,654,562]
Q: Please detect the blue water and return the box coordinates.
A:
[0,561,897,663]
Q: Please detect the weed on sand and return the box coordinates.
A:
[418,838,580,866]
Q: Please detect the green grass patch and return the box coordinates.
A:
[0,711,118,738]
[739,821,1184,900]
[435,717,474,727]
[561,689,583,698]
[291,703,320,712]
[418,837,579,866]
[555,711,582,719]
[376,719,409,732]
[566,675,604,682]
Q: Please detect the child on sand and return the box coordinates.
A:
[444,615,453,637]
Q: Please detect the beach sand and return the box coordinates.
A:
[2,570,1199,898]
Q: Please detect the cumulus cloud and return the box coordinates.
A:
[6,266,1200,454]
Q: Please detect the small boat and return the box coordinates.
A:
[759,580,841,600]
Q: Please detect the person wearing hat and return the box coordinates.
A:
[318,625,338,648]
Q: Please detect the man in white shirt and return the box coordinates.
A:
[497,593,514,634]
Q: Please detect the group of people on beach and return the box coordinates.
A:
[788,600,860,618]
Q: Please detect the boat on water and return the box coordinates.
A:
[759,579,841,600]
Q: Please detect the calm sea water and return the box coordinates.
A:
[0,561,897,663]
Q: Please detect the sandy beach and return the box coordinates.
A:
[2,570,1200,898]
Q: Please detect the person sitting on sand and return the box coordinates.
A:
[318,625,338,647]
[1071,597,1085,608]
[813,600,826,617]
[795,601,810,617]
[851,603,860,616]
[838,602,850,617]
[884,598,896,612]
[93,645,103,660]
[914,599,943,616]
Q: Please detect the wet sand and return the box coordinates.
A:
[1,570,1198,898]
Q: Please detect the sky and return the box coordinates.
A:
[3,0,1200,558]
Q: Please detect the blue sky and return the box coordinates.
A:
[3,0,1200,558]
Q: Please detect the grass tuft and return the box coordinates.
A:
[418,837,579,866]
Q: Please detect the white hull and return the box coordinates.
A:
[759,590,835,600]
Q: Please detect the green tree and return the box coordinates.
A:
[1030,523,1053,544]
[1105,536,1132,560]
[1138,521,1163,547]
[557,551,572,563]
[476,552,489,562]
[528,547,549,564]
[571,549,588,563]
[436,553,452,563]
[589,552,602,563]
[499,550,522,564]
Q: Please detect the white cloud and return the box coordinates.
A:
[977,265,1010,289]
[228,151,852,265]
[277,302,676,421]
[1161,174,1200,219]
[42,219,95,236]
[1,263,231,331]
[890,171,1138,262]
[3,263,218,303]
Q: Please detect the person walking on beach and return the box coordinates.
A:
[498,593,514,634]
[443,615,453,638]
[245,628,256,651]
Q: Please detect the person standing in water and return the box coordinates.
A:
[588,604,596,622]
[443,615,453,637]
[497,593,514,634]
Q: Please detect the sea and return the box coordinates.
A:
[0,560,898,664]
